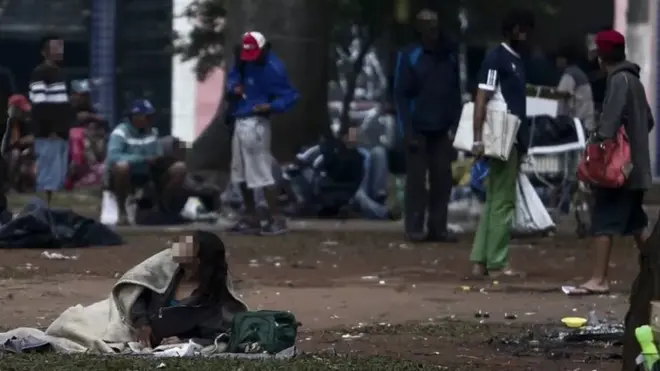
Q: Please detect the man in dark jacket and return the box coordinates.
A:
[394,9,462,242]
[568,30,654,297]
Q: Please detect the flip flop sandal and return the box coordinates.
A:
[489,268,526,278]
[562,285,610,296]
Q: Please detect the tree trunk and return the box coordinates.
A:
[190,0,329,172]
[338,34,376,134]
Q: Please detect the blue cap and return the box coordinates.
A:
[130,99,155,115]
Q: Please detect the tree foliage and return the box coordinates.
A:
[330,0,395,131]
[174,0,227,81]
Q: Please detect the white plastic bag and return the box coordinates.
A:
[512,173,555,234]
[453,102,474,152]
[453,100,520,161]
[483,99,520,161]
[100,190,118,226]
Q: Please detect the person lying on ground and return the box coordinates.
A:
[29,34,73,205]
[226,31,300,236]
[105,99,186,225]
[130,230,247,348]
[288,136,400,220]
[567,30,654,296]
[4,94,35,192]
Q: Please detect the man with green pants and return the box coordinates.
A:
[470,10,534,277]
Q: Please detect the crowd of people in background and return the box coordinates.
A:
[0,11,654,286]
[0,9,654,369]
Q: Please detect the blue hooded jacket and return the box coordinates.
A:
[226,52,299,118]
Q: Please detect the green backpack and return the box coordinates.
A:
[227,310,300,354]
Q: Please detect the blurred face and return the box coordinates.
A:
[508,25,530,52]
[71,92,89,108]
[43,39,64,62]
[416,10,438,44]
[20,109,30,121]
[556,56,567,69]
[172,235,200,274]
[131,114,152,128]
[87,121,105,138]
[419,20,438,42]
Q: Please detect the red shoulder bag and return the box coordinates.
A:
[577,126,632,188]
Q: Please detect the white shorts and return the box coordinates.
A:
[230,116,275,189]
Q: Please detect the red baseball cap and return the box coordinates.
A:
[240,31,267,62]
[8,94,31,112]
[595,29,625,55]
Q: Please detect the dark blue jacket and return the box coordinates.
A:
[226,52,299,118]
[393,42,462,137]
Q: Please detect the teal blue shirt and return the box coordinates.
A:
[105,121,163,181]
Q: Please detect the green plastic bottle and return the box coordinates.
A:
[636,325,660,370]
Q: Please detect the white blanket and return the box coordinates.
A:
[0,249,247,354]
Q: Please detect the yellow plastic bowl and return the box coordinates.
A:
[561,317,588,328]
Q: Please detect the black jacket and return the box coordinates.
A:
[394,40,462,136]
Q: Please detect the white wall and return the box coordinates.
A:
[171,0,197,145]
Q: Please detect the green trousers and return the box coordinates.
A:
[470,150,519,270]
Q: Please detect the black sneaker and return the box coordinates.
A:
[427,231,459,243]
[387,205,403,221]
[228,220,260,235]
[259,218,289,236]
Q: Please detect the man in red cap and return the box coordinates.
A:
[3,94,35,192]
[0,94,34,223]
[225,31,299,236]
[567,29,654,298]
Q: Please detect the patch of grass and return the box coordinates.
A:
[0,353,451,371]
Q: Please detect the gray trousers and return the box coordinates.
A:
[404,132,453,236]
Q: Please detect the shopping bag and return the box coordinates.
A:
[512,173,555,234]
[483,99,521,161]
[453,102,474,152]
[577,126,632,188]
[469,159,489,202]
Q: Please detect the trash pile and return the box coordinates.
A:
[494,310,623,362]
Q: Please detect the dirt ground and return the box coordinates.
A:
[0,230,639,370]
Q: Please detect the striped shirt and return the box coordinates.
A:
[29,62,73,138]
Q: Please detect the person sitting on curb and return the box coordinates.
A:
[105,99,186,225]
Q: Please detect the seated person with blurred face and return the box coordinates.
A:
[105,99,186,224]
[71,79,107,129]
[4,94,36,192]
[68,80,109,189]
[131,230,247,347]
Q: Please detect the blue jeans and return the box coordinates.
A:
[289,145,389,219]
[353,146,389,219]
[35,138,69,192]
